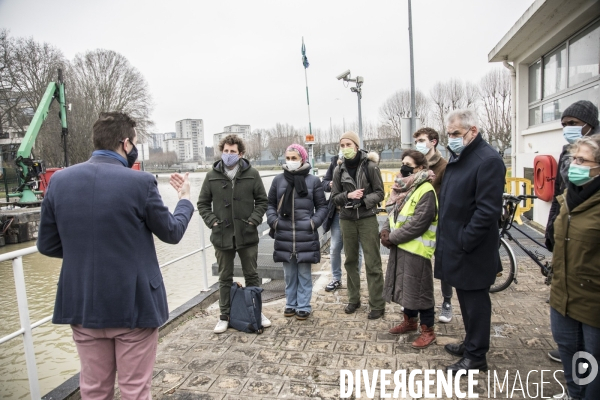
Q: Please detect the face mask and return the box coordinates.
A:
[415,142,430,155]
[221,153,239,167]
[448,137,465,154]
[400,165,415,177]
[563,124,587,144]
[341,147,357,159]
[126,143,138,168]
[568,164,599,186]
[286,160,301,171]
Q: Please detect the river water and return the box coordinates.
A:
[0,171,278,399]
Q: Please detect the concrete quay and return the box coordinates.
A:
[137,256,564,400]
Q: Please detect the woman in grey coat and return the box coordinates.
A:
[266,144,328,320]
[380,149,438,349]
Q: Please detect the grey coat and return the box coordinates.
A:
[382,190,437,310]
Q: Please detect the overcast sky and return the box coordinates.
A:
[0,0,534,146]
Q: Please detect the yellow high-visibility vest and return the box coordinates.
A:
[388,181,438,259]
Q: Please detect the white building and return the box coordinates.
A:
[489,0,600,227]
[174,119,205,162]
[213,124,251,148]
[148,132,175,150]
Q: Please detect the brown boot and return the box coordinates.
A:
[411,325,436,349]
[389,313,418,334]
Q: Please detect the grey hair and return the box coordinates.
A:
[445,109,479,131]
[571,135,600,163]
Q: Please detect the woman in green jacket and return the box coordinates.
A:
[550,135,600,400]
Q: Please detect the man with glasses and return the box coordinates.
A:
[38,112,194,399]
[434,109,505,374]
[544,100,599,364]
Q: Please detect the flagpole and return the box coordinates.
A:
[301,36,315,174]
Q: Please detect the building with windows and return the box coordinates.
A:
[168,119,205,162]
[489,0,599,226]
[148,132,175,150]
[213,124,251,148]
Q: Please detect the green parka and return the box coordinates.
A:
[197,158,268,250]
[550,189,600,328]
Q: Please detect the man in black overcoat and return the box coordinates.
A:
[434,109,506,373]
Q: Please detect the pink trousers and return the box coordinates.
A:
[71,325,158,400]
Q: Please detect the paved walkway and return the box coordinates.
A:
[144,255,564,400]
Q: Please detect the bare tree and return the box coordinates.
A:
[429,79,478,147]
[67,49,154,164]
[266,123,301,162]
[149,149,177,168]
[479,68,511,155]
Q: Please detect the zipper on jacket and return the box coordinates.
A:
[291,193,296,260]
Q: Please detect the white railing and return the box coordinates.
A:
[0,216,213,399]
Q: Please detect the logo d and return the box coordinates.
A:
[572,351,598,385]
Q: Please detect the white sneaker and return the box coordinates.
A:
[261,312,272,328]
[439,302,453,323]
[214,317,229,334]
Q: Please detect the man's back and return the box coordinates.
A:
[38,155,194,329]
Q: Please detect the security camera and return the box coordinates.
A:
[336,69,351,80]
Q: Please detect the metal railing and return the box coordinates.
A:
[0,215,213,399]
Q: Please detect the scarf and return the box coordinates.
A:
[280,165,310,218]
[344,151,362,182]
[427,148,442,167]
[566,177,600,212]
[224,162,240,181]
[386,169,435,216]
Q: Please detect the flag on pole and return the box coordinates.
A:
[301,38,309,69]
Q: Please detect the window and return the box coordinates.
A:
[528,19,600,126]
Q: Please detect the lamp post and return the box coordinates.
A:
[337,70,364,149]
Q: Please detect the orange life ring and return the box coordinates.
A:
[533,155,557,202]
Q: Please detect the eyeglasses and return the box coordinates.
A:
[447,126,471,138]
[571,156,598,165]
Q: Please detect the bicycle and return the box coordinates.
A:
[490,194,553,293]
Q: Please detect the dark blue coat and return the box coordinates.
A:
[433,134,506,290]
[37,155,194,329]
[266,165,328,264]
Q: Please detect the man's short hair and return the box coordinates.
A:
[218,134,246,154]
[93,112,137,151]
[445,109,479,131]
[413,127,440,148]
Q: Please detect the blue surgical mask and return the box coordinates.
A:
[563,124,587,144]
[448,137,465,154]
[221,153,239,167]
[568,164,599,186]
[415,142,429,155]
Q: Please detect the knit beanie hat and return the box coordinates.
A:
[340,131,360,147]
[562,100,599,128]
[286,143,308,163]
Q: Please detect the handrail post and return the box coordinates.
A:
[13,255,41,400]
[199,215,209,292]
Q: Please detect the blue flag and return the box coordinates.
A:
[301,40,309,69]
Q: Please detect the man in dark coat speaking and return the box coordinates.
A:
[37,112,194,399]
[434,109,505,373]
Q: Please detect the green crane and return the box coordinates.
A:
[9,69,68,203]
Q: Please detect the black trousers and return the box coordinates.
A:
[404,307,435,328]
[455,287,491,361]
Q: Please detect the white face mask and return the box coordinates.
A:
[415,142,430,155]
[286,160,301,171]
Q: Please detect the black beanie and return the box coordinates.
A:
[562,100,599,127]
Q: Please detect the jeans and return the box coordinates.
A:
[340,216,385,310]
[330,211,363,281]
[551,307,600,400]
[283,256,313,312]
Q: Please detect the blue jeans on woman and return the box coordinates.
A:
[330,211,363,282]
[283,256,312,313]
[551,307,600,399]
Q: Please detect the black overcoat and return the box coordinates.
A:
[433,134,506,290]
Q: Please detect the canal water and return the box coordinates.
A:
[0,171,279,399]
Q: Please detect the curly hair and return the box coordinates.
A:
[218,134,246,154]
[401,149,428,169]
[413,127,440,148]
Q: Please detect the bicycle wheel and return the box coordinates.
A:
[490,237,516,293]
